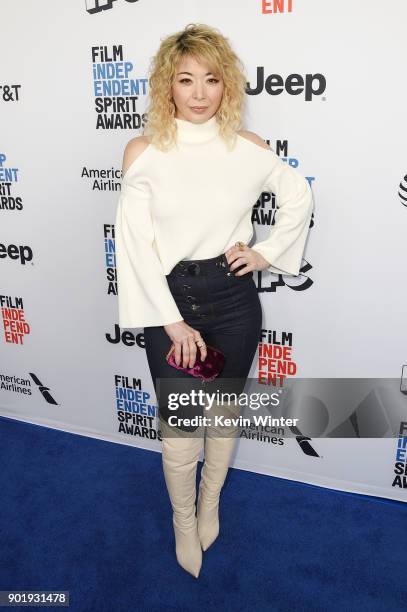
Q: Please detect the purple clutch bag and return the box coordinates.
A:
[165,343,225,382]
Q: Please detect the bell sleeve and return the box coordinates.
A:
[115,175,184,328]
[251,149,314,276]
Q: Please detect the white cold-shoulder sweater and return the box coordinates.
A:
[115,114,313,328]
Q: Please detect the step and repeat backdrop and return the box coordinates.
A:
[1,0,407,502]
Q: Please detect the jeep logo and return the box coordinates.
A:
[247,67,326,101]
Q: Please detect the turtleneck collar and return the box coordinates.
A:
[174,114,220,144]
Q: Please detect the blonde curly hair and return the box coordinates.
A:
[143,23,247,152]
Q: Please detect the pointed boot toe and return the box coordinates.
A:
[173,515,202,577]
[160,422,205,578]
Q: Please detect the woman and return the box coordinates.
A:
[115,23,313,578]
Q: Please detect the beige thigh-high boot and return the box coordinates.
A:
[160,417,204,578]
[197,399,240,551]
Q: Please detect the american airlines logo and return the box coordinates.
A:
[29,373,59,405]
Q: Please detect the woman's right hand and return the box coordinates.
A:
[164,320,207,368]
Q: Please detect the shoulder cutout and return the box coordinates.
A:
[237,130,271,151]
[121,135,151,177]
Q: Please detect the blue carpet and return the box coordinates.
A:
[0,414,405,612]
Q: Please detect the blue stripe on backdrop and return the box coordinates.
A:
[0,415,405,612]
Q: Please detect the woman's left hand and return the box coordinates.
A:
[224,244,270,276]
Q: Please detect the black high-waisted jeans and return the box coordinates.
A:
[143,252,263,432]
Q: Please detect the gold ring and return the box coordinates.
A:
[235,241,245,251]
